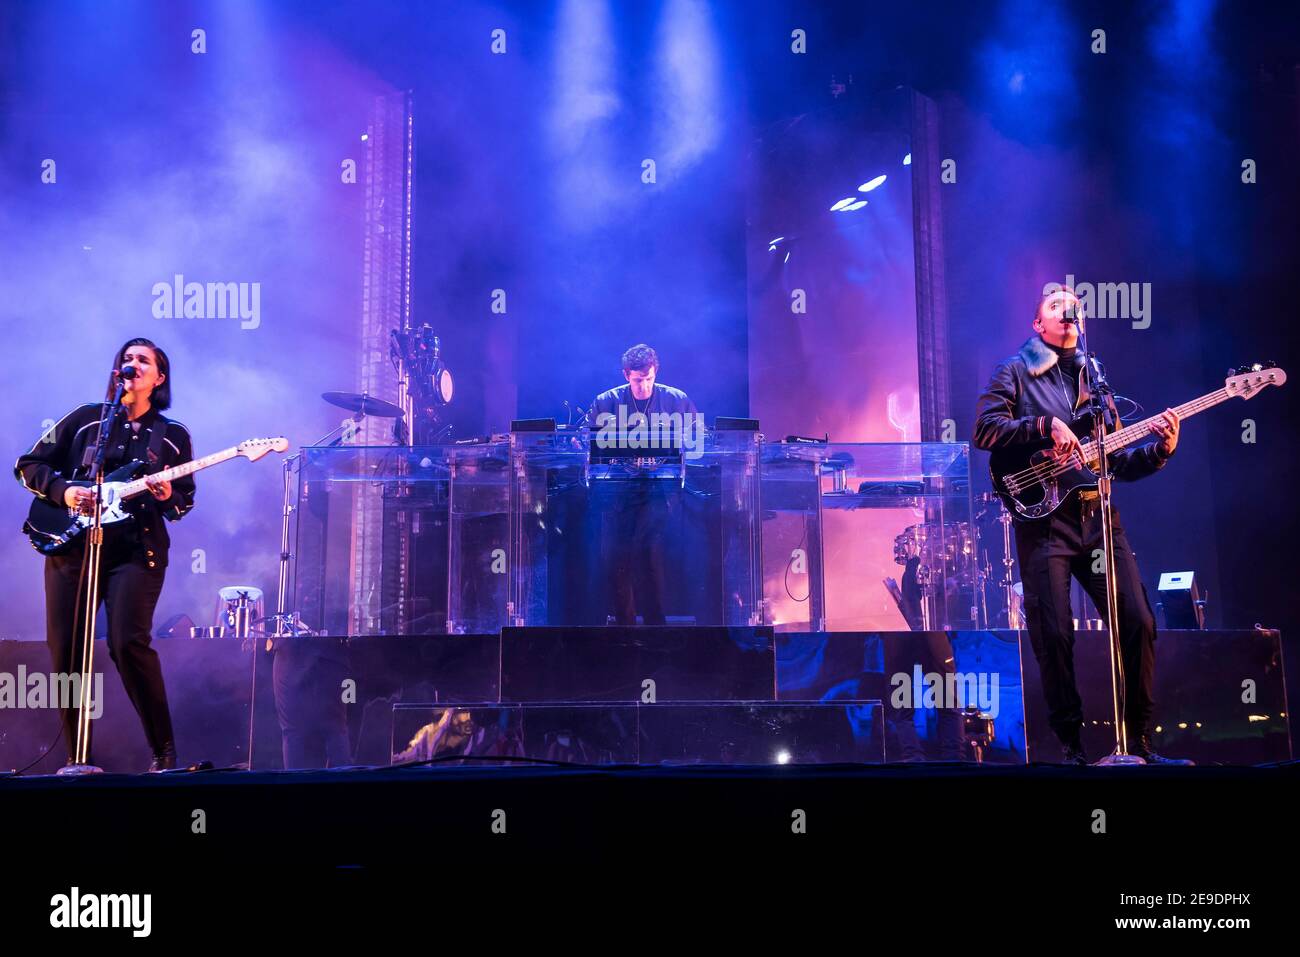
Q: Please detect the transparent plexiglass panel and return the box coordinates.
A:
[292,445,509,636]
[508,429,762,627]
[391,701,885,765]
[290,439,970,634]
[760,442,973,632]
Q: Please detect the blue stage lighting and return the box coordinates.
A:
[857,174,887,192]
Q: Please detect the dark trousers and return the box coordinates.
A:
[1014,496,1157,747]
[272,640,352,769]
[882,632,964,761]
[45,544,175,762]
[603,481,673,626]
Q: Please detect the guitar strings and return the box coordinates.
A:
[1004,390,1226,487]
[1001,389,1228,490]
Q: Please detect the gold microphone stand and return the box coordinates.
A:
[56,384,124,776]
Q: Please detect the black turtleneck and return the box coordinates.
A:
[1045,340,1080,411]
[1046,341,1077,361]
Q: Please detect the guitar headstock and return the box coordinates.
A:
[1225,363,1286,400]
[237,437,291,462]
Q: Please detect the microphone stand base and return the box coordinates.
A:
[55,763,104,776]
[1094,752,1147,767]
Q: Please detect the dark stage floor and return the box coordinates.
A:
[3,760,1294,930]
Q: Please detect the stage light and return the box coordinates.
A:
[653,0,721,171]
[360,133,369,141]
[974,0,1078,140]
[775,750,791,764]
[783,252,789,263]
[844,200,868,211]
[769,236,785,245]
[857,174,887,192]
[549,0,619,227]
[903,153,912,165]
[830,197,857,211]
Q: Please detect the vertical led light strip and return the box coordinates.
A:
[350,91,416,636]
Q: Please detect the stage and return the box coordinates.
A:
[2,759,1292,937]
[2,626,1291,775]
[2,0,1297,940]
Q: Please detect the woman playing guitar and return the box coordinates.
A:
[14,337,195,771]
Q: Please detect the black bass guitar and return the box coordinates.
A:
[990,364,1285,521]
[24,436,288,555]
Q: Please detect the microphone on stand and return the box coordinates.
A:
[117,365,138,380]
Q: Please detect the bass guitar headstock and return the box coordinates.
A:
[1225,363,1286,400]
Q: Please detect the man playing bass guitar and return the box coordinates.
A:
[973,288,1191,766]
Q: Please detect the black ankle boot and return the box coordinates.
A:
[148,743,176,772]
[1131,736,1194,766]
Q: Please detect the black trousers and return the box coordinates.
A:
[45,543,175,761]
[272,640,352,769]
[1014,495,1157,746]
[602,480,674,626]
[882,632,964,762]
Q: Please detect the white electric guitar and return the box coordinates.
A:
[25,436,289,555]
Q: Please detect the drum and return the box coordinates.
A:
[893,522,976,584]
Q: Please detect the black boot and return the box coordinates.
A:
[1131,736,1194,766]
[1060,729,1089,766]
[1062,742,1089,766]
[148,743,177,773]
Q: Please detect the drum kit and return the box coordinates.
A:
[890,492,1023,630]
[282,335,456,625]
[267,387,417,640]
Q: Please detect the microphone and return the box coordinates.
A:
[118,365,138,380]
[1061,305,1082,325]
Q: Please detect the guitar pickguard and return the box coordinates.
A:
[68,482,133,531]
[995,448,1096,521]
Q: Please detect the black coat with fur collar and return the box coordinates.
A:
[972,335,1168,482]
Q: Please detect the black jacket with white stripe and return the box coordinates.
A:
[15,403,195,567]
[972,335,1169,483]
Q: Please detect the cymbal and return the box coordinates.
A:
[321,391,404,418]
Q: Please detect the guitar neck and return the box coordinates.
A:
[1082,387,1231,461]
[120,447,240,498]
